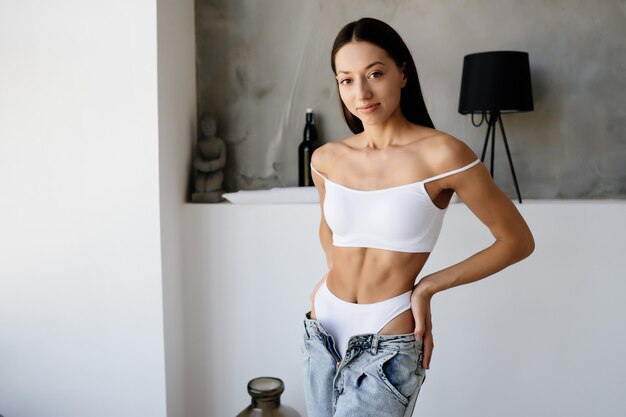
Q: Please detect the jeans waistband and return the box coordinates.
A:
[304,310,422,352]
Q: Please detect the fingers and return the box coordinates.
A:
[422,331,433,369]
[423,311,433,369]
[411,306,429,339]
[410,292,434,369]
[410,299,426,338]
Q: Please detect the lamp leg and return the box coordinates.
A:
[490,114,496,178]
[476,113,524,203]
[480,117,491,165]
[497,115,523,204]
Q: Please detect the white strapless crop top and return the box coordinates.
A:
[310,159,480,253]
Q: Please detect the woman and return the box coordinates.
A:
[301,17,535,417]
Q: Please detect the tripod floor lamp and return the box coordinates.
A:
[458,51,534,203]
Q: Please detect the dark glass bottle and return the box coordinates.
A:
[298,108,322,186]
[236,377,301,417]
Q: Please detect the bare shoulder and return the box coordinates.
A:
[416,131,479,173]
[311,136,357,172]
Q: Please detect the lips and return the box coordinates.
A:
[357,103,380,114]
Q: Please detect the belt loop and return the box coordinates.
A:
[371,334,380,355]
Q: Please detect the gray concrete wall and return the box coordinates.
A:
[196,0,626,199]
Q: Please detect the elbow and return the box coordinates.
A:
[502,228,535,263]
[517,230,535,261]
[523,240,535,260]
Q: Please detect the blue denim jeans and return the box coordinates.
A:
[301,311,427,417]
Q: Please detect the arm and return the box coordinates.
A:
[414,137,535,298]
[311,147,334,270]
[309,148,334,302]
[319,212,334,270]
[411,136,535,370]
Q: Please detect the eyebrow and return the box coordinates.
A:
[336,61,385,75]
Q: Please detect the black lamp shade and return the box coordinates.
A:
[458,51,534,114]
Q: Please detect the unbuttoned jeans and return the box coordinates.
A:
[301,311,427,417]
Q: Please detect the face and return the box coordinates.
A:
[333,41,407,127]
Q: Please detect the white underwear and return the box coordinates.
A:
[314,277,412,359]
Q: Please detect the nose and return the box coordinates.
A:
[355,77,372,101]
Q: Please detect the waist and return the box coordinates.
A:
[322,278,412,308]
[328,249,428,303]
[304,313,421,350]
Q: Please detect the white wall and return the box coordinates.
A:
[181,201,626,417]
[156,0,197,416]
[0,1,167,416]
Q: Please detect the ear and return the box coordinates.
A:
[400,63,408,88]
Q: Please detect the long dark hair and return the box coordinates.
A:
[331,17,434,133]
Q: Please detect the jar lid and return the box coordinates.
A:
[247,377,285,399]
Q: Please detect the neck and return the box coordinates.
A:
[361,110,410,150]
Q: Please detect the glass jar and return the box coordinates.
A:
[236,376,301,417]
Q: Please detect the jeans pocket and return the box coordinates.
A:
[376,349,420,406]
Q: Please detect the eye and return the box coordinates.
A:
[338,78,352,85]
[368,71,383,79]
